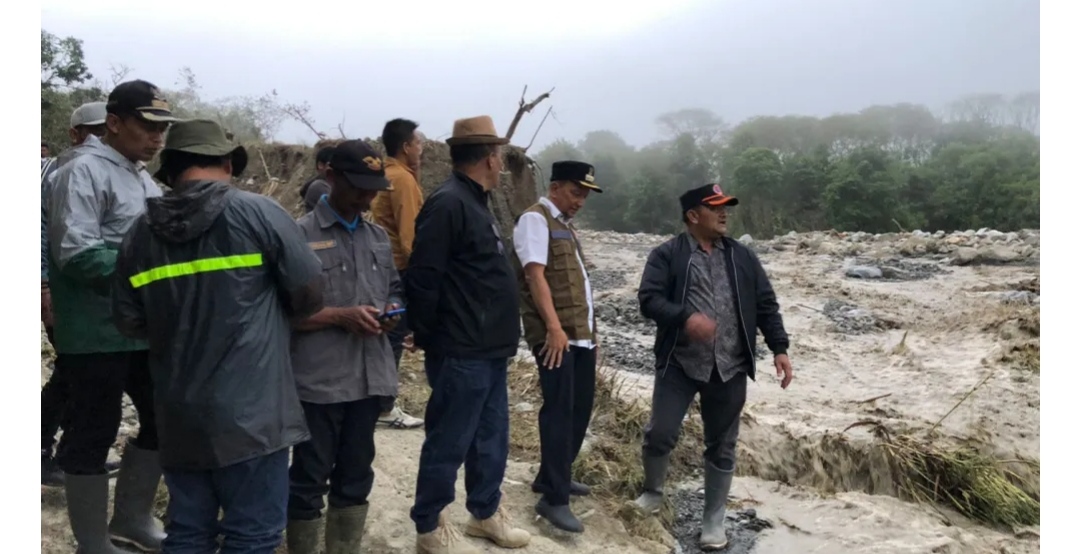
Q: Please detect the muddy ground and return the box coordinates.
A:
[583,228,1040,554]
[40,228,1040,553]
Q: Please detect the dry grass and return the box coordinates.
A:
[846,420,1040,529]
[395,352,704,542]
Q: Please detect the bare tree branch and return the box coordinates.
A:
[281,101,327,140]
[108,63,131,87]
[337,113,348,139]
[505,85,554,142]
[524,105,553,153]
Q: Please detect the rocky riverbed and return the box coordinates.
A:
[577,227,1040,554]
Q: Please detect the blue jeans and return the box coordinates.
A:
[161,448,290,554]
[410,354,509,534]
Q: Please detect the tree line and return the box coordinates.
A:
[535,98,1039,237]
[42,30,1039,237]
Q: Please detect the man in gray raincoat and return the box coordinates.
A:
[112,119,324,553]
[48,80,173,554]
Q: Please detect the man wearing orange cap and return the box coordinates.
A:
[634,184,794,551]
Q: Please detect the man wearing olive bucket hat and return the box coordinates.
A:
[112,119,325,552]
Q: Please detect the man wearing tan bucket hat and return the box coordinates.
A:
[405,115,531,553]
[112,119,325,553]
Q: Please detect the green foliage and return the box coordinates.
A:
[536,101,1039,236]
[40,32,284,156]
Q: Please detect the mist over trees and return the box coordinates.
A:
[41,30,1038,237]
[535,95,1039,237]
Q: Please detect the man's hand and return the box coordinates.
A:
[335,306,383,336]
[685,313,716,343]
[774,353,794,389]
[41,283,53,328]
[379,303,401,331]
[538,325,569,369]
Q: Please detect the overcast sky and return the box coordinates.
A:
[40,0,1039,148]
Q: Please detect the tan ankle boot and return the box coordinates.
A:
[416,511,481,554]
[464,505,531,549]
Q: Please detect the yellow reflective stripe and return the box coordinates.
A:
[129,254,264,289]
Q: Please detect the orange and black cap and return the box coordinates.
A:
[679,183,739,213]
[329,140,391,191]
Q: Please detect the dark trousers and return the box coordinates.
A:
[162,448,290,554]
[288,398,382,520]
[531,345,596,506]
[41,325,68,454]
[55,350,158,475]
[643,364,747,472]
[382,268,411,414]
[410,354,509,534]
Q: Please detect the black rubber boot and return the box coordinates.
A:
[325,504,369,554]
[700,462,733,551]
[108,445,166,552]
[286,518,321,554]
[534,498,584,533]
[64,473,130,554]
[633,453,670,514]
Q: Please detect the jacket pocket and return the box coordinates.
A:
[317,251,352,306]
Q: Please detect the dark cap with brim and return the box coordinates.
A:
[330,140,391,191]
[680,183,739,214]
[551,160,602,193]
[153,119,248,182]
[107,79,179,123]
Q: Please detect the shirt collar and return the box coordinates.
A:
[452,170,488,200]
[540,196,572,225]
[385,156,416,178]
[314,194,363,232]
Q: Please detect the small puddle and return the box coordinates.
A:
[670,489,772,554]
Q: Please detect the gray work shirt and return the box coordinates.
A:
[673,239,750,383]
[291,199,402,404]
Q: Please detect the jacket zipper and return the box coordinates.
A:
[661,240,694,377]
[729,246,757,376]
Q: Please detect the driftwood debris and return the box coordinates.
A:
[505,85,554,142]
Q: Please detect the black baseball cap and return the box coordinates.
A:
[106,80,178,123]
[329,140,391,191]
[679,183,739,214]
[550,160,602,193]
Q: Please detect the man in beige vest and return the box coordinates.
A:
[510,161,601,533]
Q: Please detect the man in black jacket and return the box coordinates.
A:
[633,184,793,551]
[405,115,530,553]
[112,119,324,553]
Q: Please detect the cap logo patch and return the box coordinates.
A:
[584,173,595,183]
[712,184,723,195]
[363,156,383,171]
[149,98,171,111]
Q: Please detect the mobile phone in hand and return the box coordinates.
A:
[378,307,406,320]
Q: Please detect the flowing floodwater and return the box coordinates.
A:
[580,229,1041,554]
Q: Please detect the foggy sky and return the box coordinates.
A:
[40,0,1039,148]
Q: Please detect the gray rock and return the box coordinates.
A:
[513,402,534,413]
[1001,291,1039,305]
[845,266,883,279]
[952,245,1021,266]
[738,234,754,245]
